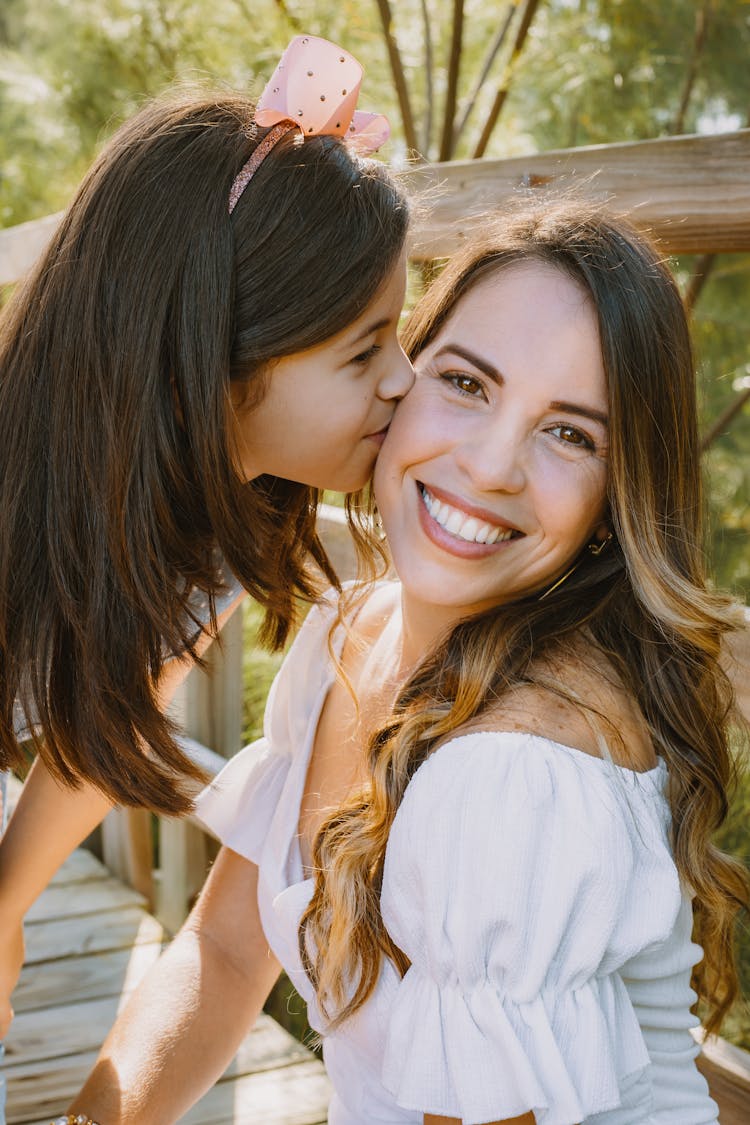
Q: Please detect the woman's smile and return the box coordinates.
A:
[417,482,523,556]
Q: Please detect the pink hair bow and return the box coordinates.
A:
[229,35,390,213]
[256,34,390,154]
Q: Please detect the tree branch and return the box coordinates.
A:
[452,4,516,153]
[684,252,718,314]
[419,0,435,157]
[473,0,542,159]
[372,0,420,157]
[671,0,711,135]
[438,0,465,162]
[701,384,750,453]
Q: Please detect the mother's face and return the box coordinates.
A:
[373,261,610,620]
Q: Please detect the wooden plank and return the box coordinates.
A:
[18,1061,329,1125]
[24,876,145,924]
[697,1054,750,1125]
[101,807,155,906]
[171,606,245,761]
[317,503,359,581]
[401,128,750,257]
[5,1047,99,1125]
[5,994,310,1070]
[24,906,164,964]
[5,1015,321,1122]
[48,848,109,887]
[13,943,164,1014]
[177,1061,330,1125]
[0,210,63,285]
[154,817,208,935]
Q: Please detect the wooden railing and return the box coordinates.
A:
[2,129,750,286]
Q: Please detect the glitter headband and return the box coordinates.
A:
[228,34,390,215]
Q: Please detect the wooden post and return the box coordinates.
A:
[101,808,155,907]
[155,606,244,933]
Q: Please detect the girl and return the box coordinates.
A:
[63,202,748,1124]
[0,35,412,1038]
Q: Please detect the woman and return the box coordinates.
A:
[64,202,748,1125]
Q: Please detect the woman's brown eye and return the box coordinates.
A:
[560,426,582,443]
[550,423,594,451]
[444,373,483,397]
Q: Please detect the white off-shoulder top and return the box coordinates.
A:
[195,593,719,1125]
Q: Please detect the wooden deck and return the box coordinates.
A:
[4,846,330,1124]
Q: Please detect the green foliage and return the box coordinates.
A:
[241,599,284,744]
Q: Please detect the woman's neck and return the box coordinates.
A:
[396,587,469,674]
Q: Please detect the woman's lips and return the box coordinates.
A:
[416,482,523,558]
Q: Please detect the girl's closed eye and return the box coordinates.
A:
[351,343,381,365]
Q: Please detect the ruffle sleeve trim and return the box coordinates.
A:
[193,739,290,865]
[382,965,651,1125]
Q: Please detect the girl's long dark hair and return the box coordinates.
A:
[0,92,409,812]
[300,202,750,1036]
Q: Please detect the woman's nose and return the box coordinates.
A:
[453,420,527,495]
[378,345,415,401]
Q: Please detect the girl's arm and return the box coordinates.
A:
[0,590,246,1034]
[68,847,280,1125]
[0,759,114,1036]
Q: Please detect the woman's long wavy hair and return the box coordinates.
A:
[300,201,750,1035]
[0,91,408,813]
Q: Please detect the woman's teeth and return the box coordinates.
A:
[420,486,515,544]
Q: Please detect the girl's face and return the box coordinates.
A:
[229,253,413,492]
[374,261,610,620]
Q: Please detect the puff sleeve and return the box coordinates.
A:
[380,732,679,1125]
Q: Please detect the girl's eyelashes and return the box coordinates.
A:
[351,343,381,365]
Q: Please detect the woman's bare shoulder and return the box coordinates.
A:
[469,641,658,771]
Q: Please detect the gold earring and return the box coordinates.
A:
[538,532,614,601]
[538,559,583,601]
[588,531,613,557]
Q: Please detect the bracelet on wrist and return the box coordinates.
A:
[50,1116,101,1125]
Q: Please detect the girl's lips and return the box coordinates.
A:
[416,482,522,559]
[365,424,390,446]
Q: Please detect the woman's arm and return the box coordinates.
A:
[0,590,246,1034]
[68,846,280,1125]
[424,1114,536,1124]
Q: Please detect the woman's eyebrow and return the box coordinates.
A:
[549,400,609,427]
[433,343,503,382]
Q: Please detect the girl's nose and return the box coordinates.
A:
[378,346,415,401]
